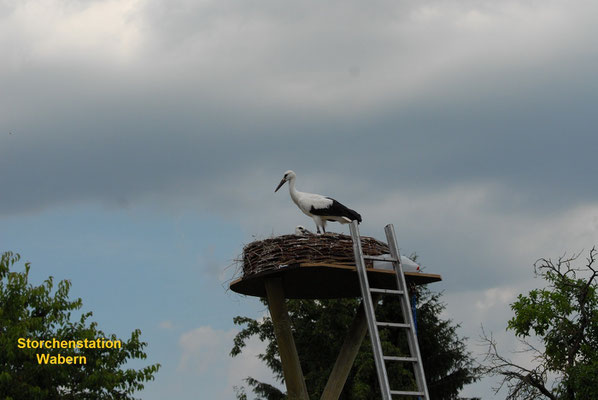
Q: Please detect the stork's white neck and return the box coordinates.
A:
[287,176,300,205]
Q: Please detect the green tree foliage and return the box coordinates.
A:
[483,248,598,399]
[0,251,160,400]
[231,280,479,399]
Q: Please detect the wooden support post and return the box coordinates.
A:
[264,278,310,400]
[320,295,381,400]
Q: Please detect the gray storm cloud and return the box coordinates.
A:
[1,0,597,216]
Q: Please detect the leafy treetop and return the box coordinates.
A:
[0,251,160,400]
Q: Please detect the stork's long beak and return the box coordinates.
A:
[274,178,286,192]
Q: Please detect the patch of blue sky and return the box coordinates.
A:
[1,203,265,385]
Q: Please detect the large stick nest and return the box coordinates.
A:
[242,233,389,276]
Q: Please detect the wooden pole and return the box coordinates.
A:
[264,278,310,400]
[320,295,381,400]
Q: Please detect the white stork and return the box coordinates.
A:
[373,255,421,273]
[294,225,312,235]
[275,170,362,234]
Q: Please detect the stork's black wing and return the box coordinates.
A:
[310,197,362,223]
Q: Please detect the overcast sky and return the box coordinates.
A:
[2,1,598,398]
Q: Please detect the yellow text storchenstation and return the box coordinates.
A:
[18,338,122,365]
[18,338,122,350]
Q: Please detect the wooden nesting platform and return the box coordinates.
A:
[231,228,441,399]
[230,233,441,299]
[230,262,441,299]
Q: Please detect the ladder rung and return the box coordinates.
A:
[370,288,404,295]
[376,321,410,329]
[383,356,418,362]
[363,255,398,262]
[390,390,425,396]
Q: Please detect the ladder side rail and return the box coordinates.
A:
[384,224,430,400]
[349,221,392,400]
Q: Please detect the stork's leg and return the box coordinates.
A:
[313,216,323,235]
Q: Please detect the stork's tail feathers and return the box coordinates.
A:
[352,210,362,224]
[329,198,361,224]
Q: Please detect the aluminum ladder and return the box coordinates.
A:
[349,221,430,399]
